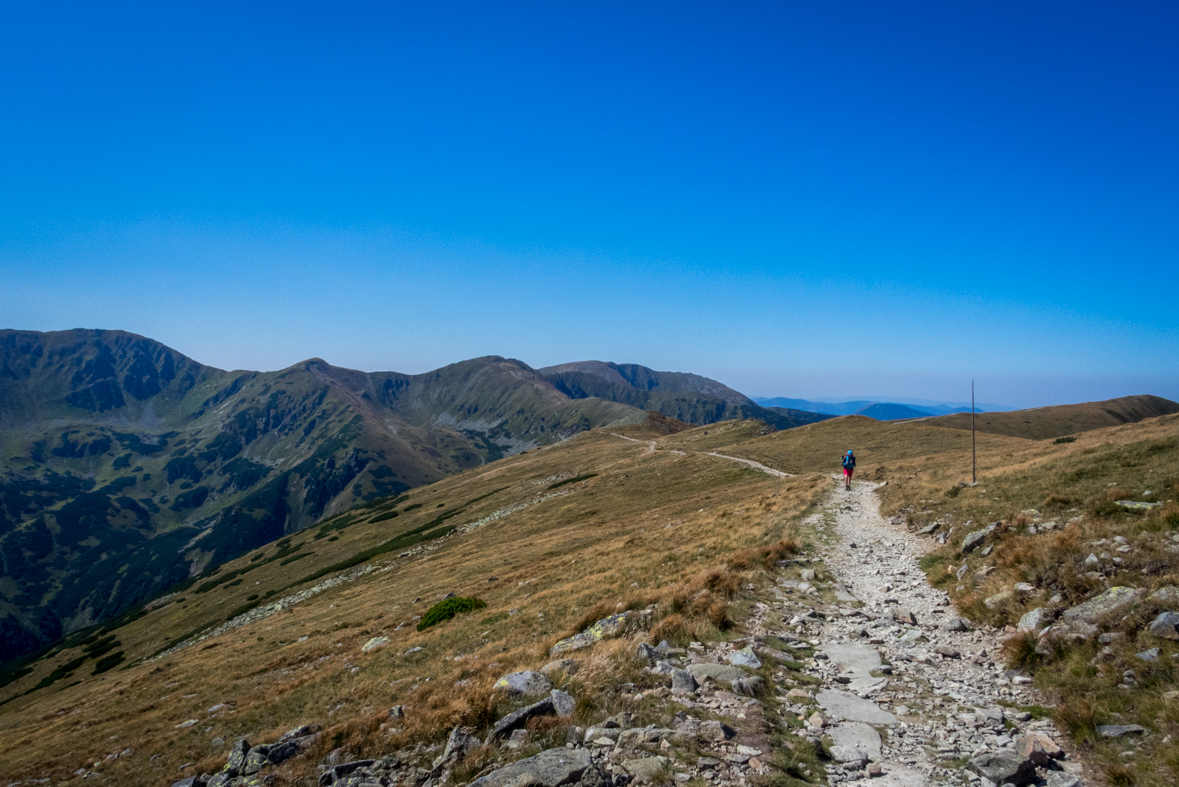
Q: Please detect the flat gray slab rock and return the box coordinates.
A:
[686,663,747,685]
[817,689,897,725]
[828,722,882,762]
[822,644,888,693]
[469,747,593,787]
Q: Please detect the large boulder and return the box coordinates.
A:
[727,647,762,668]
[549,612,634,656]
[468,747,596,787]
[488,698,555,741]
[966,752,1037,786]
[1017,607,1048,632]
[433,727,482,773]
[493,670,553,697]
[1148,586,1179,605]
[1148,611,1179,640]
[1062,587,1141,625]
[225,738,250,776]
[961,526,994,554]
[686,663,748,686]
[828,722,882,765]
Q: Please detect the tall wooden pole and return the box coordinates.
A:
[972,380,976,484]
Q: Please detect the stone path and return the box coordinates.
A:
[746,480,1086,786]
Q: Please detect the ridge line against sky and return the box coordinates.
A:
[1,1,1177,408]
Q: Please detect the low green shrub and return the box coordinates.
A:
[417,596,487,632]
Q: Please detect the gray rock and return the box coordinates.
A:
[493,670,553,697]
[623,757,667,783]
[1116,500,1160,512]
[550,689,576,717]
[828,722,882,763]
[935,645,961,659]
[468,747,595,787]
[985,590,1014,609]
[319,760,376,786]
[669,668,697,694]
[433,727,482,772]
[1017,607,1048,632]
[489,698,555,741]
[732,676,766,696]
[1148,586,1179,605]
[388,705,404,719]
[892,607,917,625]
[171,778,207,787]
[1015,731,1063,765]
[686,663,747,685]
[961,529,989,553]
[279,725,317,742]
[1062,587,1141,625]
[696,720,736,743]
[1136,648,1161,662]
[943,616,973,632]
[636,642,657,662]
[360,636,389,652]
[1148,611,1179,640]
[549,613,631,656]
[616,727,687,749]
[727,646,762,668]
[1043,772,1082,787]
[1098,724,1146,738]
[966,751,1037,786]
[225,738,250,776]
[540,658,579,677]
[816,689,897,725]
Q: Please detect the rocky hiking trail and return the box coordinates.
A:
[164,468,1091,787]
[743,480,1086,787]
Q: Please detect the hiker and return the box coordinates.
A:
[842,450,856,490]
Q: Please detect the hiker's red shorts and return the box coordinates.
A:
[843,467,854,477]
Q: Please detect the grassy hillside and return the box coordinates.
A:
[0,416,826,784]
[925,394,1179,440]
[2,394,1178,786]
[0,331,646,664]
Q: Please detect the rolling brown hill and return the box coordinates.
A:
[923,394,1179,440]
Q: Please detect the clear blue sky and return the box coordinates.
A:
[2,2,1177,408]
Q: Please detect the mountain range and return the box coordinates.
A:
[755,396,1003,420]
[0,329,827,664]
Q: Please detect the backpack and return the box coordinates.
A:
[842,453,854,468]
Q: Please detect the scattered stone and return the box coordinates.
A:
[432,727,481,773]
[943,616,973,632]
[1098,724,1146,738]
[1147,611,1179,641]
[539,658,579,677]
[1147,586,1179,605]
[360,636,389,652]
[727,646,762,668]
[962,529,989,553]
[1016,731,1064,765]
[468,747,597,787]
[549,613,633,656]
[685,663,747,686]
[550,689,576,717]
[935,645,961,659]
[488,698,555,741]
[493,670,553,697]
[892,608,916,625]
[669,669,697,694]
[1062,586,1141,625]
[623,756,667,783]
[985,590,1014,609]
[1018,607,1048,632]
[965,751,1037,786]
[697,720,736,743]
[1115,500,1160,512]
[1136,648,1161,663]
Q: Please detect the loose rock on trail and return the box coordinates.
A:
[743,479,1085,786]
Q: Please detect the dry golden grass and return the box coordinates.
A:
[0,424,822,785]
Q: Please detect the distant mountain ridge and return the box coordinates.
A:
[0,330,819,664]
[755,396,997,419]
[540,361,831,431]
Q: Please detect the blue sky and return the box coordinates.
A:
[2,2,1176,408]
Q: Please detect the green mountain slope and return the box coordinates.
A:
[539,360,832,430]
[0,330,644,664]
